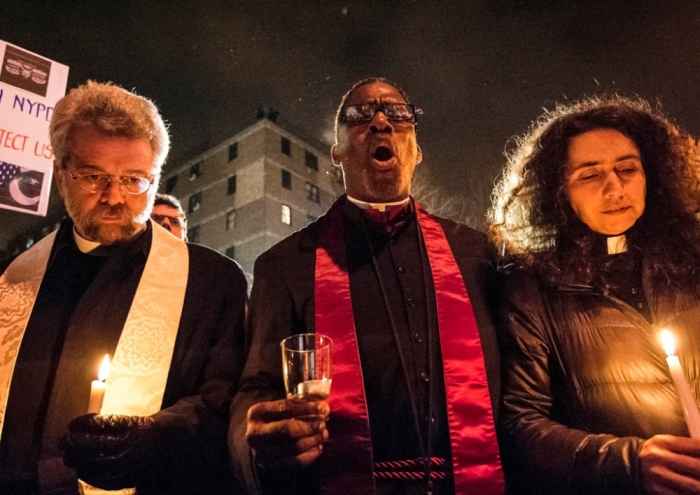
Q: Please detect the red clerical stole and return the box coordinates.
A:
[314,199,504,494]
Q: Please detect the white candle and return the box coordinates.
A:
[296,378,332,401]
[660,330,700,439]
[87,354,110,414]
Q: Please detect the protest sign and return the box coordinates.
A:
[0,40,69,216]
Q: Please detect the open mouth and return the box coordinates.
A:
[372,146,394,162]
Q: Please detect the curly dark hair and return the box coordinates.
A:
[489,95,700,291]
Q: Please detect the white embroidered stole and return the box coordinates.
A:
[83,222,188,495]
[0,230,58,438]
[0,222,189,495]
[100,222,188,416]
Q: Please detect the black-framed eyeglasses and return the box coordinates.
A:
[65,169,155,195]
[151,213,186,228]
[340,103,421,124]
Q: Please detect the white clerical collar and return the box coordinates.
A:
[73,226,101,253]
[607,235,628,255]
[347,195,410,212]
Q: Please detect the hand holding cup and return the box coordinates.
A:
[244,333,333,469]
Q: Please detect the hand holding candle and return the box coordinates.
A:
[87,354,110,414]
[660,330,700,439]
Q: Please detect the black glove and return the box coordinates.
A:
[61,413,163,490]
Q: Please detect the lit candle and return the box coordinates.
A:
[87,354,110,414]
[660,330,700,439]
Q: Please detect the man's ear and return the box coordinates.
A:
[53,159,66,198]
[416,144,423,165]
[331,144,342,166]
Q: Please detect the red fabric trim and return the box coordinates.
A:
[315,201,375,494]
[314,199,504,494]
[416,202,504,494]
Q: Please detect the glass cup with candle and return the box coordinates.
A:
[281,333,332,402]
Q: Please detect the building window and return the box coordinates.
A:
[188,192,202,213]
[226,210,236,231]
[227,175,237,195]
[305,151,318,171]
[189,163,201,181]
[281,204,291,225]
[306,182,319,203]
[189,225,200,243]
[228,142,238,161]
[281,169,291,189]
[225,246,235,259]
[281,137,291,156]
[166,175,178,193]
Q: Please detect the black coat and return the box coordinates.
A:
[497,264,700,494]
[0,220,247,495]
[229,197,501,495]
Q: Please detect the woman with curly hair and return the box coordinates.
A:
[489,96,700,494]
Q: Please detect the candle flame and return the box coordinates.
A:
[98,354,111,382]
[660,329,676,357]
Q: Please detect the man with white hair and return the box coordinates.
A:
[0,81,246,495]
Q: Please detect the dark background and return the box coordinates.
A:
[2,0,699,243]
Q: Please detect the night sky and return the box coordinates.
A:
[2,0,699,245]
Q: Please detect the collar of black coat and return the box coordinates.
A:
[346,195,410,212]
[51,218,151,263]
[606,235,627,255]
[73,227,101,253]
[590,227,634,256]
[342,194,415,237]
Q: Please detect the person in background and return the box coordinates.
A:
[230,77,505,495]
[151,193,187,241]
[0,81,247,495]
[489,96,700,494]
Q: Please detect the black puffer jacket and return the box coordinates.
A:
[497,264,700,494]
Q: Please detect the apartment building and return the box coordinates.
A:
[161,115,343,283]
